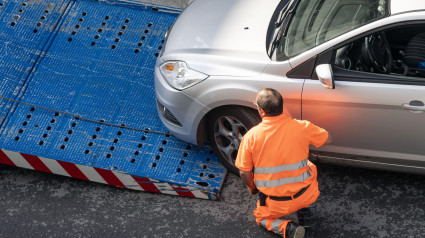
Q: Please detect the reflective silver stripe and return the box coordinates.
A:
[271,219,284,235]
[259,219,268,229]
[255,170,311,188]
[254,159,308,174]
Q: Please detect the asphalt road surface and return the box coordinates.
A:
[1,163,425,237]
[1,1,425,237]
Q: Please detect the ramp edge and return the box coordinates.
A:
[0,149,222,200]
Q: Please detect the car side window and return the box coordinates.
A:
[333,24,425,83]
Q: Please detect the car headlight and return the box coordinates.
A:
[159,61,208,90]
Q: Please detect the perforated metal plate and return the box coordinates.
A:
[0,0,226,198]
[0,0,69,126]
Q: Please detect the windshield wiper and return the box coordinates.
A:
[278,0,301,40]
[269,0,301,57]
[275,1,291,28]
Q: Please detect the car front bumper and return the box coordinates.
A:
[154,60,209,145]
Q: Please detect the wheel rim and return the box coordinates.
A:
[213,116,248,166]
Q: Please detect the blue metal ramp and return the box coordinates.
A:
[0,0,226,200]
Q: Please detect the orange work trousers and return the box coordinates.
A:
[253,163,320,237]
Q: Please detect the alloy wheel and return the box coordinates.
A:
[213,116,248,166]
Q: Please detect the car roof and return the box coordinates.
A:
[391,0,425,15]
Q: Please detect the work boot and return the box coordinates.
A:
[285,222,305,238]
[297,208,312,228]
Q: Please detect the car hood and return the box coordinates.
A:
[161,0,280,77]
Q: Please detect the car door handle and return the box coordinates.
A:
[402,100,425,112]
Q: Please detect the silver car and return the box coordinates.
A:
[154,0,425,174]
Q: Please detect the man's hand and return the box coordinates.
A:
[239,170,258,194]
[248,185,259,194]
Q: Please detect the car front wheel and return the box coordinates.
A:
[207,106,261,174]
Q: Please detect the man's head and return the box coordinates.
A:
[255,88,283,117]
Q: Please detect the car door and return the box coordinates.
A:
[301,33,425,172]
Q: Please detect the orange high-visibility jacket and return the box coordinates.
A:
[236,113,328,197]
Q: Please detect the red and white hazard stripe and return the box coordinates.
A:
[0,149,212,200]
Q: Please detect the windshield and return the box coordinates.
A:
[276,0,389,61]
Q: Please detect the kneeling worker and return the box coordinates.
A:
[236,88,332,238]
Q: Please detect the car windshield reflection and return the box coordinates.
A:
[276,0,389,61]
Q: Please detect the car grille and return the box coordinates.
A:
[156,100,182,127]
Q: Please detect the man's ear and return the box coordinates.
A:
[258,108,266,118]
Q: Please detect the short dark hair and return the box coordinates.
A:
[256,88,283,116]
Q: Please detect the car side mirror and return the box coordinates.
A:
[316,64,335,89]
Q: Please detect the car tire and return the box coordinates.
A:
[207,106,261,174]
